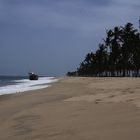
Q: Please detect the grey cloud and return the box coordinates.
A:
[0,0,139,39]
[0,0,112,6]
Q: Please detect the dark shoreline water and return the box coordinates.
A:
[0,75,28,87]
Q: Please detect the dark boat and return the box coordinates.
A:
[28,72,38,80]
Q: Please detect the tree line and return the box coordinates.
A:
[67,21,140,77]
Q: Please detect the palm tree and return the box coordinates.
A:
[93,44,108,76]
[68,21,140,77]
[133,32,140,76]
[105,27,122,76]
[120,23,138,76]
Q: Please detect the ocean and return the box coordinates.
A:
[0,76,58,95]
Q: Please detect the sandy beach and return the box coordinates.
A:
[0,77,140,140]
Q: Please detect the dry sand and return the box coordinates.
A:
[0,77,140,140]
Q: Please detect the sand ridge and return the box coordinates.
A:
[64,77,140,107]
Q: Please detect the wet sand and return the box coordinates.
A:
[0,77,140,140]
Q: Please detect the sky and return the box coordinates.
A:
[0,0,140,76]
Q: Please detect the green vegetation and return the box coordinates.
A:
[67,21,140,77]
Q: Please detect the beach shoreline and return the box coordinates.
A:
[0,77,140,140]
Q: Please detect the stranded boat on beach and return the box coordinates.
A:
[28,72,38,80]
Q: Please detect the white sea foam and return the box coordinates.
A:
[0,77,58,95]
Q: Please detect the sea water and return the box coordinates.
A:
[0,76,58,95]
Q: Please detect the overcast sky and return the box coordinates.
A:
[0,0,139,76]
